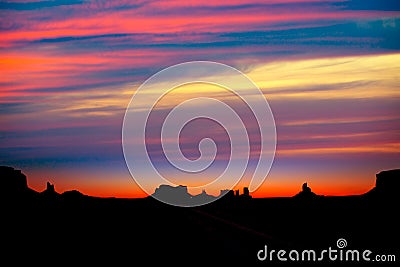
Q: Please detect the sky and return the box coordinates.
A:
[1,0,399,198]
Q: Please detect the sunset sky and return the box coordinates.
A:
[1,0,399,198]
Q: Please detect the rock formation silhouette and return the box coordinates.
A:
[1,166,27,192]
[192,189,216,203]
[375,169,400,194]
[152,184,253,205]
[365,169,400,200]
[152,184,193,205]
[1,165,399,265]
[0,165,38,199]
[41,181,59,198]
[293,182,319,200]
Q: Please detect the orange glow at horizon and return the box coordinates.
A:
[24,164,381,199]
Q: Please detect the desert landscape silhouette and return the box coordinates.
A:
[2,166,399,265]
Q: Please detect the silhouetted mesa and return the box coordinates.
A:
[376,169,400,194]
[0,165,37,198]
[152,184,253,205]
[62,189,85,198]
[1,165,27,191]
[152,184,193,205]
[365,169,400,199]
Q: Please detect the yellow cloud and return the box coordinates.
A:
[247,53,400,99]
[47,53,400,118]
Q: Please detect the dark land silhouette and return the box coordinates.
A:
[1,166,399,265]
[152,184,251,206]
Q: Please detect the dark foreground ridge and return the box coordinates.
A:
[1,166,399,265]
